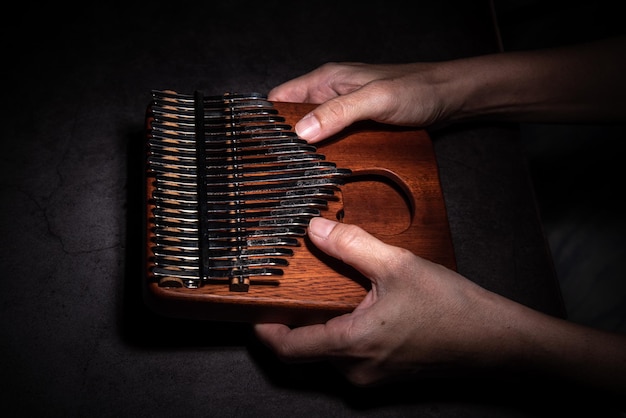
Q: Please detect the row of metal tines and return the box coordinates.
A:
[147,90,351,291]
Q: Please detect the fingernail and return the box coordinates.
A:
[309,217,337,239]
[295,113,321,141]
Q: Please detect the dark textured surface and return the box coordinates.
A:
[494,0,626,334]
[1,2,620,417]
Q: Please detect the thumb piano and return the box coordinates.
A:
[144,90,456,325]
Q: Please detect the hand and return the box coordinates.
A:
[259,37,626,393]
[269,36,626,144]
[253,217,533,386]
[268,62,455,143]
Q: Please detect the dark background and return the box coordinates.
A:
[2,1,624,416]
[496,0,626,335]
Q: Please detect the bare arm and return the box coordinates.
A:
[450,36,626,123]
[257,36,626,395]
[268,36,626,143]
[255,218,626,394]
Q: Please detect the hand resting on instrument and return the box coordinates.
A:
[254,36,626,395]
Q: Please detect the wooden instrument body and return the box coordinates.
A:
[144,102,456,325]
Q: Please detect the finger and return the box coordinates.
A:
[307,217,400,283]
[267,78,311,103]
[268,66,339,103]
[268,62,350,103]
[253,320,347,362]
[294,85,395,143]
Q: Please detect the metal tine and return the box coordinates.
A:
[207,115,286,125]
[152,266,198,276]
[164,225,305,244]
[151,267,284,282]
[152,89,267,103]
[154,151,326,167]
[150,115,291,130]
[149,149,323,169]
[150,161,196,173]
[206,100,274,111]
[155,232,300,249]
[156,113,286,126]
[151,193,198,205]
[148,156,197,167]
[153,222,198,235]
[153,207,320,222]
[154,252,199,263]
[156,247,294,259]
[151,90,268,110]
[150,213,195,226]
[153,197,330,213]
[154,258,199,268]
[147,90,354,290]
[147,153,329,175]
[152,161,341,189]
[152,232,198,243]
[151,98,274,114]
[218,249,295,259]
[164,217,315,232]
[151,186,197,199]
[151,213,198,225]
[148,160,197,174]
[207,268,285,278]
[149,131,304,149]
[149,140,312,160]
[149,130,317,149]
[210,258,290,268]
[151,122,295,136]
[152,222,315,245]
[222,226,307,239]
[151,238,198,249]
[153,129,299,141]
[248,237,301,247]
[147,138,196,151]
[154,179,197,193]
[152,186,341,204]
[151,108,280,122]
[199,144,319,159]
[201,161,338,178]
[200,167,351,187]
[151,106,196,118]
[152,246,200,259]
[155,257,290,270]
[175,217,312,231]
[203,173,351,195]
[154,220,309,236]
[146,247,192,258]
[149,150,197,163]
[148,160,197,170]
[154,108,283,126]
[152,186,336,207]
[150,91,277,141]
[150,124,196,137]
[204,236,301,248]
[153,187,334,205]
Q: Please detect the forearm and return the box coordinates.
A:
[489,298,626,396]
[441,36,626,124]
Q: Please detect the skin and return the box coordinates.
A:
[253,36,626,395]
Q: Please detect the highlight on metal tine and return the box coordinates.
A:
[147,90,352,291]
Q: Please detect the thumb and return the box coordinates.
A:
[307,216,397,283]
[295,91,373,143]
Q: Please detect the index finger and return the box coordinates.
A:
[253,321,343,362]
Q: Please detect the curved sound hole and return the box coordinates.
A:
[338,172,413,236]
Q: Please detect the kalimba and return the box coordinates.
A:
[144,90,456,325]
